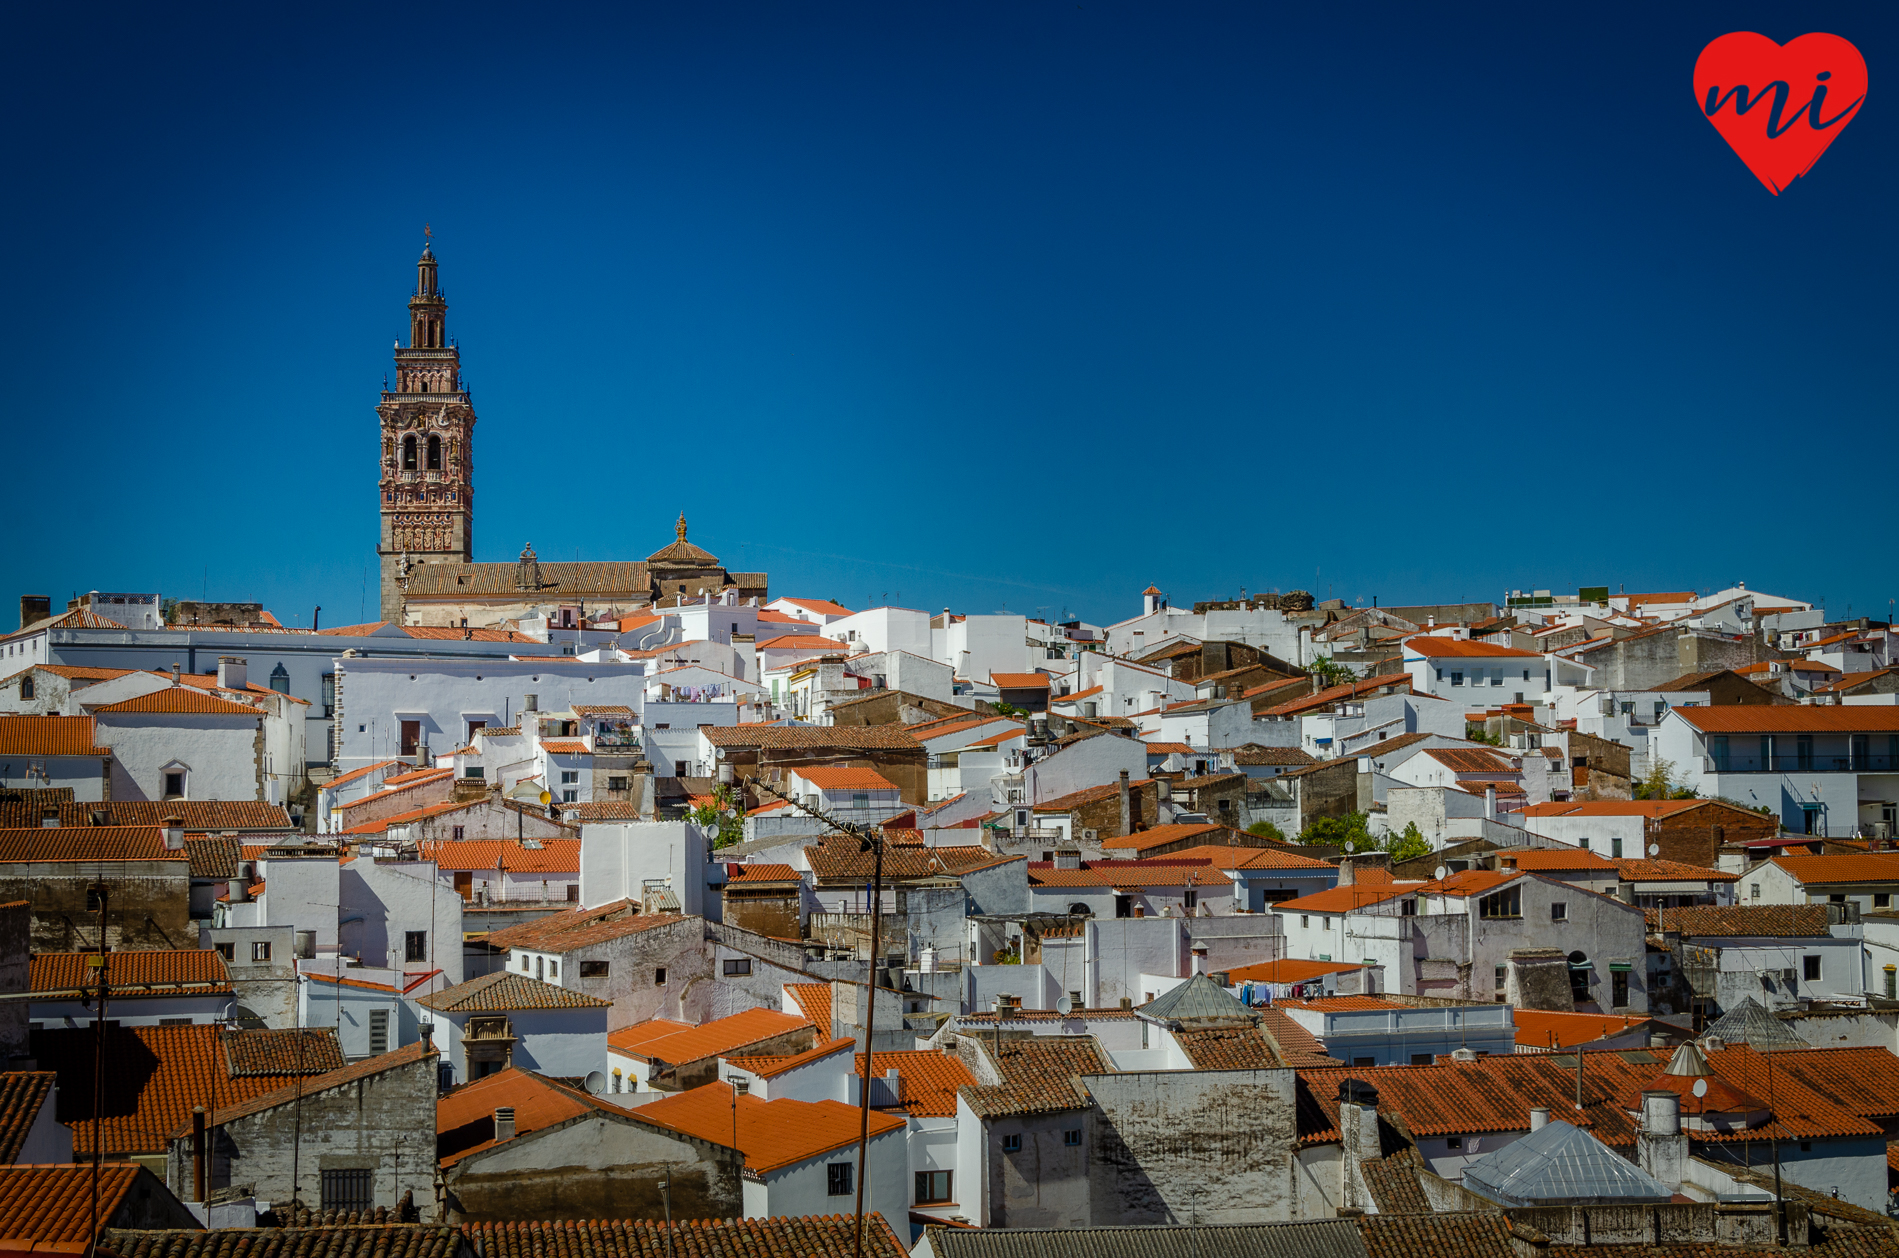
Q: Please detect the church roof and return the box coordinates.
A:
[646,513,720,567]
[404,561,651,599]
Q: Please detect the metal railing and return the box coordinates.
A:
[1705,754,1899,774]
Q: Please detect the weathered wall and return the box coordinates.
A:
[0,863,191,952]
[0,900,28,1059]
[167,1049,438,1215]
[442,1110,741,1222]
[1086,1068,1298,1224]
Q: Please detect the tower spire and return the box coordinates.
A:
[676,511,688,544]
[410,241,445,348]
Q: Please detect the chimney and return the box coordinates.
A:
[1191,946,1209,975]
[162,816,184,850]
[1484,785,1497,821]
[18,595,49,629]
[1338,857,1354,887]
[216,656,247,691]
[1211,971,1229,987]
[192,1106,207,1202]
[1118,770,1131,835]
[171,662,182,686]
[1638,1088,1686,1187]
[493,1107,517,1141]
[1055,850,1082,870]
[1337,1080,1382,1174]
[524,693,538,712]
[1529,1106,1550,1132]
[1133,904,1145,918]
[1450,1046,1477,1062]
[40,807,59,829]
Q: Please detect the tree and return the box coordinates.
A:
[691,783,746,849]
[1298,812,1372,848]
[1635,757,1675,800]
[1465,724,1503,746]
[1384,822,1430,864]
[1246,820,1286,842]
[1307,656,1356,689]
[991,700,1026,718]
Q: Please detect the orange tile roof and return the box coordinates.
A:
[637,1082,904,1173]
[538,739,591,755]
[607,1008,812,1064]
[1262,672,1414,717]
[340,798,486,835]
[1405,637,1542,659]
[1421,747,1516,774]
[0,826,184,863]
[963,728,1026,749]
[1772,853,1899,885]
[1678,706,1899,733]
[1027,860,1229,889]
[323,760,402,790]
[0,715,111,756]
[437,1068,607,1165]
[725,1037,856,1080]
[777,598,855,617]
[1501,849,1619,873]
[482,900,689,952]
[1513,1009,1653,1049]
[1030,777,1157,814]
[420,839,580,873]
[415,971,611,1013]
[606,1019,694,1056]
[0,1162,144,1244]
[754,634,849,652]
[0,1074,58,1163]
[990,672,1050,689]
[1142,741,1194,755]
[92,688,261,716]
[855,1049,976,1117]
[1053,685,1104,703]
[380,765,454,790]
[456,1218,909,1258]
[1518,799,1716,817]
[784,983,833,1040]
[1164,843,1334,871]
[728,863,800,883]
[1223,958,1368,984]
[791,766,899,791]
[1098,822,1225,851]
[1271,881,1418,914]
[702,724,921,751]
[960,1037,1108,1119]
[1610,857,1738,883]
[30,949,230,995]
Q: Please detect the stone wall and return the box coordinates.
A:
[0,900,26,1060]
[1086,1068,1299,1224]
[0,864,192,952]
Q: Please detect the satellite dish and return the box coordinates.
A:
[539,790,553,805]
[584,1070,607,1095]
[1434,866,1448,882]
[1055,995,1074,1015]
[1649,844,1661,857]
[1692,1078,1708,1098]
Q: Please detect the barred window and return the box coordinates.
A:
[827,1163,853,1196]
[321,1168,373,1213]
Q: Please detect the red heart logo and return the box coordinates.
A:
[1694,32,1867,194]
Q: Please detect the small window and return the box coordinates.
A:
[1001,1134,1022,1153]
[1410,1053,1434,1065]
[86,888,102,912]
[1479,887,1521,919]
[252,941,272,962]
[560,771,579,785]
[562,790,577,803]
[1446,1136,1463,1150]
[1063,1128,1082,1147]
[320,1168,373,1213]
[915,1170,953,1203]
[1751,882,1761,900]
[1611,837,1623,859]
[1323,916,1332,931]
[723,958,752,976]
[1300,915,1309,929]
[19,676,33,700]
[655,967,667,986]
[368,1008,389,1054]
[1803,955,1821,981]
[215,943,235,961]
[160,1017,192,1026]
[548,961,558,981]
[1877,894,1892,909]
[163,771,186,799]
[1611,971,1629,1008]
[852,792,869,808]
[608,776,628,791]
[405,931,427,962]
[827,1163,853,1196]
[451,825,465,841]
[1450,671,1463,687]
[580,960,609,978]
[1551,903,1567,922]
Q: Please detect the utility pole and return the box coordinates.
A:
[87,884,109,1258]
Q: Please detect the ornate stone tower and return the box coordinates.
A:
[377,242,475,621]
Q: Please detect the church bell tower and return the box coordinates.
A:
[377,241,475,621]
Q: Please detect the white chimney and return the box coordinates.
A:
[1484,786,1497,821]
[216,656,247,691]
[1529,1106,1550,1132]
[162,816,184,850]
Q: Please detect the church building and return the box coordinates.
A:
[374,244,766,627]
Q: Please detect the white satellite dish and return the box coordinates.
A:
[1649,843,1661,857]
[1434,866,1448,882]
[584,1070,607,1095]
[1692,1078,1708,1098]
[1055,995,1074,1015]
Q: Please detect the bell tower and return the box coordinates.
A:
[377,240,475,621]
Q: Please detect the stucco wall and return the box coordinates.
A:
[1085,1068,1298,1224]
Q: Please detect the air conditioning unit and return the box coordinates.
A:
[1781,968,1796,984]
[1081,828,1098,842]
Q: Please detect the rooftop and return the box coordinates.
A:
[606,1007,811,1065]
[458,1217,908,1258]
[0,715,111,757]
[855,1049,977,1117]
[1644,904,1833,937]
[416,970,611,1013]
[637,1081,904,1173]
[30,949,231,995]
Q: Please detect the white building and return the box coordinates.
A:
[1403,635,1549,705]
[1654,706,1899,836]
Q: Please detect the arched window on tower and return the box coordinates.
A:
[427,435,442,470]
[402,435,417,470]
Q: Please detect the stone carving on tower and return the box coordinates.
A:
[376,239,475,620]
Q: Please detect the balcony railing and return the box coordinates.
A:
[1704,754,1899,774]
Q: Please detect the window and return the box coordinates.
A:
[368,1008,389,1054]
[1446,1136,1463,1150]
[580,961,609,978]
[215,943,235,961]
[1300,915,1310,929]
[674,761,689,778]
[562,790,577,803]
[723,958,752,976]
[18,676,33,700]
[252,941,272,961]
[452,826,465,840]
[1436,669,1444,681]
[400,720,420,756]
[1611,971,1629,1008]
[535,956,545,980]
[426,434,442,470]
[1450,671,1464,687]
[1001,1134,1022,1153]
[560,771,579,785]
[321,1169,373,1213]
[548,961,558,981]
[405,931,427,962]
[163,771,186,799]
[1551,903,1567,922]
[160,1017,192,1026]
[1878,894,1892,909]
[608,776,628,792]
[402,434,417,470]
[1063,1129,1082,1147]
[827,1163,853,1196]
[1322,916,1332,931]
[852,792,869,808]
[1611,837,1623,859]
[1352,1056,1376,1067]
[1803,955,1821,982]
[915,1170,953,1203]
[1568,951,1590,1001]
[1750,882,1761,901]
[1184,888,1198,910]
[1490,670,1503,687]
[1410,1053,1434,1065]
[1479,887,1522,919]
[320,673,335,716]
[1885,966,1895,1000]
[655,967,667,986]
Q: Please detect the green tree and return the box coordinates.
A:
[1246,820,1286,842]
[1307,657,1356,688]
[1635,757,1676,800]
[990,700,1025,718]
[691,783,746,849]
[1298,812,1372,848]
[1465,724,1503,746]
[1384,821,1430,864]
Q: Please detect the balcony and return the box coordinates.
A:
[464,1015,516,1045]
[1703,754,1899,774]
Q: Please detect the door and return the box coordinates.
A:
[400,720,421,757]
[453,872,472,900]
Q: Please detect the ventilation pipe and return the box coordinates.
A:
[494,1107,517,1141]
[1529,1106,1550,1132]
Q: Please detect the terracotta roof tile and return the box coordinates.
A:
[637,1082,904,1173]
[728,863,800,883]
[0,1162,143,1244]
[854,1049,976,1117]
[960,1036,1107,1119]
[416,971,611,1013]
[1773,853,1899,885]
[1271,881,1418,914]
[607,1008,811,1064]
[725,1037,856,1080]
[1405,637,1542,659]
[784,984,833,1040]
[1645,904,1832,937]
[1171,1024,1287,1069]
[224,1028,349,1076]
[325,760,403,791]
[460,1216,908,1258]
[92,688,261,715]
[1676,706,1899,734]
[0,1073,58,1162]
[109,1225,465,1258]
[0,715,110,756]
[30,949,231,995]
[791,766,899,791]
[438,1068,612,1166]
[1225,959,1368,984]
[1501,849,1619,873]
[1230,745,1320,766]
[1256,1009,1342,1068]
[0,826,185,863]
[702,725,921,751]
[1098,822,1225,852]
[1030,778,1157,814]
[420,839,580,873]
[1263,673,1414,717]
[481,901,691,953]
[1610,857,1738,883]
[990,672,1050,689]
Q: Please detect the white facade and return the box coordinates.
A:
[99,711,263,802]
[578,819,709,914]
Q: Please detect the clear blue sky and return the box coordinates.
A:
[2,3,1892,629]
